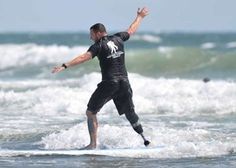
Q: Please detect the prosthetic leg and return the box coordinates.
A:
[125,110,150,146]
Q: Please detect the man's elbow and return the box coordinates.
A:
[83,52,93,61]
[127,29,135,36]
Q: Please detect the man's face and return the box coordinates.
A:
[90,30,99,42]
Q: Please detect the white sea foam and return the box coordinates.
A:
[157,46,173,54]
[130,74,236,116]
[156,46,173,59]
[38,122,236,158]
[131,34,162,43]
[0,44,88,69]
[1,73,236,158]
[226,41,236,48]
[201,42,216,49]
[1,73,236,117]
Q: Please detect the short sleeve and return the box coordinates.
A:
[87,43,100,58]
[114,32,130,41]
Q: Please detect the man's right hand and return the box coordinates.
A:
[137,7,149,18]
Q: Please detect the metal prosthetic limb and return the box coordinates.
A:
[125,111,150,146]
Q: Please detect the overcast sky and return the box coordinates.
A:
[0,0,235,32]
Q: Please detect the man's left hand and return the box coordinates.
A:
[51,66,65,73]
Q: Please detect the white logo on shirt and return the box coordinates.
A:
[107,41,118,54]
[106,41,123,59]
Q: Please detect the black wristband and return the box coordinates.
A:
[62,63,68,69]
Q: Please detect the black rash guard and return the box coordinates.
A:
[87,32,130,81]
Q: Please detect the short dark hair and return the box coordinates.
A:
[90,23,107,33]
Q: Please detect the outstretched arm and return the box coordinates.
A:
[51,52,92,73]
[127,7,149,35]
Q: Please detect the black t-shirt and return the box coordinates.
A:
[87,32,130,80]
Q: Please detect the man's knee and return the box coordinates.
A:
[125,110,143,134]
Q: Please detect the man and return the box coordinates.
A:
[52,7,150,149]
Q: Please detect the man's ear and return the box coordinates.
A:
[98,31,103,37]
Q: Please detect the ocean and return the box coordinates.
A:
[0,32,236,167]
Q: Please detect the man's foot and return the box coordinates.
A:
[79,144,96,150]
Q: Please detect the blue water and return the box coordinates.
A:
[0,154,236,168]
[0,32,236,167]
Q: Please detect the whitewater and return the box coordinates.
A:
[0,32,236,167]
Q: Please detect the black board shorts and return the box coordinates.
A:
[87,78,134,115]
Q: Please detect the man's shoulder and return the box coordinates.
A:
[113,32,130,41]
[113,31,129,36]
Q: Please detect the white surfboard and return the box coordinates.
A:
[0,147,165,158]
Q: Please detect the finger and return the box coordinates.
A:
[143,7,148,13]
[143,7,149,15]
[51,68,57,73]
[52,67,59,73]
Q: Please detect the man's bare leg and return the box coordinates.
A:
[80,110,98,150]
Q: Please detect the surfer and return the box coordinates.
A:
[52,7,150,149]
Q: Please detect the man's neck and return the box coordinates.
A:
[96,33,108,42]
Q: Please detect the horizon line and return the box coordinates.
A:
[1,30,236,34]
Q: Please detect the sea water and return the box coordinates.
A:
[0,32,236,167]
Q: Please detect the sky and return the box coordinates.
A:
[0,0,235,33]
